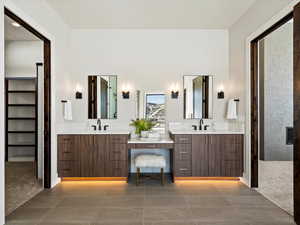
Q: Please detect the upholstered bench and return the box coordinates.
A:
[134,154,166,185]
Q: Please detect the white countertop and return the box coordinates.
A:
[57,130,130,135]
[169,129,244,135]
[128,137,174,144]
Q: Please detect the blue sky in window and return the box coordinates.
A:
[147,94,165,104]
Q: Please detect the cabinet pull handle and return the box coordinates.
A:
[179,138,188,141]
[179,168,188,171]
[63,169,71,171]
[180,152,188,154]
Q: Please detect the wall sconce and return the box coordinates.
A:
[217,91,224,99]
[217,85,225,99]
[122,84,131,99]
[75,84,83,99]
[170,83,179,99]
[122,91,130,99]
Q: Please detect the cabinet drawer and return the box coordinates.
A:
[109,135,128,144]
[106,160,127,177]
[175,144,191,161]
[175,161,192,177]
[174,135,192,144]
[58,161,79,177]
[58,136,76,160]
[109,144,127,161]
[130,143,174,149]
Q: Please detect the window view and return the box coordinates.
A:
[145,94,165,129]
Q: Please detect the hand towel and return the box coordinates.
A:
[227,99,237,120]
[64,100,73,121]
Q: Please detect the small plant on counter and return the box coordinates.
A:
[130,118,156,137]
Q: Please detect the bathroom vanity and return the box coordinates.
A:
[170,130,244,178]
[57,130,244,180]
[57,132,129,178]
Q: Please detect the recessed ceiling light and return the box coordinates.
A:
[11,22,21,27]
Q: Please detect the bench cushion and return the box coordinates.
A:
[135,154,166,168]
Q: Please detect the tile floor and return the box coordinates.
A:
[5,179,296,225]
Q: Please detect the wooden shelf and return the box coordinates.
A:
[8,117,36,120]
[8,144,36,147]
[8,104,36,107]
[5,77,38,163]
[8,131,36,134]
[8,90,36,93]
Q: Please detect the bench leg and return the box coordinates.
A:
[136,168,140,186]
[161,168,164,186]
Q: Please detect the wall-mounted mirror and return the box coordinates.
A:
[183,75,213,119]
[88,75,117,119]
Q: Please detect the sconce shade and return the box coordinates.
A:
[122,91,130,99]
[76,91,82,99]
[218,91,224,99]
[171,91,179,99]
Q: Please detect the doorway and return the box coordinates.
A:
[4,7,51,216]
[250,7,300,223]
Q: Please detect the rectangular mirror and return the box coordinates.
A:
[88,75,117,119]
[183,75,213,119]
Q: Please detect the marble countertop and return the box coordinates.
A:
[57,130,131,135]
[169,129,244,135]
[128,137,174,144]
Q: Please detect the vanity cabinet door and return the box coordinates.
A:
[207,134,244,177]
[208,135,222,176]
[192,135,209,176]
[220,135,244,177]
[80,135,106,177]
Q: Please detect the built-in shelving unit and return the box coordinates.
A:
[5,77,38,162]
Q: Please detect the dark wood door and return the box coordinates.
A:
[221,135,243,177]
[208,135,222,176]
[192,135,209,176]
[79,135,106,177]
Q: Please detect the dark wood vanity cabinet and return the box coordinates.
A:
[58,134,128,178]
[173,134,244,177]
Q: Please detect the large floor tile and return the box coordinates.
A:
[143,208,190,221]
[144,221,195,225]
[94,208,143,222]
[185,196,230,208]
[144,196,188,208]
[6,208,50,223]
[41,207,98,223]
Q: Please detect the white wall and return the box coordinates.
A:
[0,0,5,223]
[58,29,229,131]
[5,40,43,76]
[229,0,298,185]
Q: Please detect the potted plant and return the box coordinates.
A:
[130,118,156,138]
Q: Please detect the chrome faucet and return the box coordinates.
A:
[199,118,204,131]
[97,118,102,131]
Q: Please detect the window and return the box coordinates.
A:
[145,94,165,129]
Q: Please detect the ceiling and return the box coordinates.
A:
[5,16,40,41]
[46,0,256,29]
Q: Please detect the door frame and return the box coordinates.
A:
[250,12,293,188]
[4,8,52,189]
